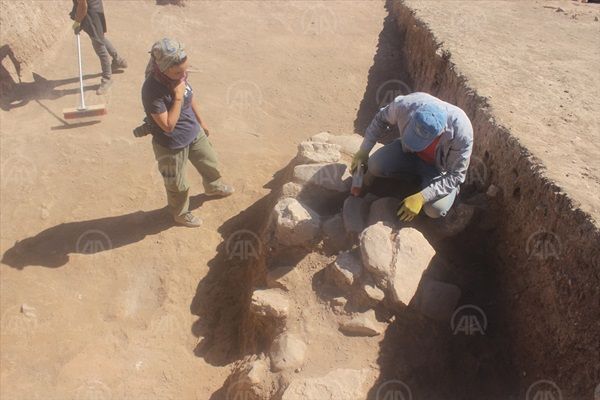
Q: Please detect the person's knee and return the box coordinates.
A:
[367,156,385,177]
[164,181,188,194]
[159,168,187,192]
[423,202,449,219]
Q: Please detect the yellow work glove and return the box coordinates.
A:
[350,149,369,173]
[72,21,82,34]
[397,192,425,221]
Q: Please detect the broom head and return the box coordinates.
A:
[63,104,107,120]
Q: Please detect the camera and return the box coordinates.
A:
[132,117,154,138]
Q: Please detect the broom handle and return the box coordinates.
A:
[77,33,86,110]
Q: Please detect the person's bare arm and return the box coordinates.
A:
[74,0,88,23]
[150,81,186,134]
[191,97,209,135]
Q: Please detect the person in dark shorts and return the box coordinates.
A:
[141,38,234,228]
[70,0,127,95]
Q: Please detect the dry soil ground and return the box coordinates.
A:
[0,1,387,399]
[1,0,599,399]
[406,0,600,223]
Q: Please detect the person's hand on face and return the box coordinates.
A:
[166,58,189,88]
[173,80,186,99]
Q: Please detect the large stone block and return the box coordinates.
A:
[282,368,371,400]
[367,197,399,229]
[339,309,386,337]
[389,228,435,307]
[273,198,320,246]
[250,289,290,320]
[269,332,307,372]
[359,222,394,286]
[309,131,330,143]
[297,141,342,164]
[327,134,364,156]
[330,250,362,287]
[293,163,351,192]
[343,196,369,235]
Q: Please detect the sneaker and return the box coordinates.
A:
[111,57,128,72]
[174,212,202,227]
[205,183,235,197]
[96,79,113,95]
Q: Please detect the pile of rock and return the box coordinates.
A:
[225,132,464,400]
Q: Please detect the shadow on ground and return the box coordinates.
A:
[1,194,216,269]
[353,2,413,136]
[0,71,102,112]
[190,161,295,368]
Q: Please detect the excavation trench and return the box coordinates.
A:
[202,2,599,399]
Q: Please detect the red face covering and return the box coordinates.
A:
[416,135,442,165]
[152,61,187,90]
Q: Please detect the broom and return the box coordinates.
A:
[63,33,107,119]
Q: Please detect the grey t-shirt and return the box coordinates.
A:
[141,76,201,149]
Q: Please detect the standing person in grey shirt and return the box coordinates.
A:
[70,0,127,95]
[351,92,474,221]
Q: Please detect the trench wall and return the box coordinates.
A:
[391,1,599,396]
[0,0,70,66]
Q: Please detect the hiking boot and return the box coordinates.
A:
[205,183,235,197]
[96,79,113,95]
[174,212,202,228]
[111,57,128,72]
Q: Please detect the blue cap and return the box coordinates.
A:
[403,103,447,152]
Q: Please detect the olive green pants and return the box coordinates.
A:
[152,134,222,217]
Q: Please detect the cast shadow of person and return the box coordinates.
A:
[1,194,216,270]
[0,44,101,112]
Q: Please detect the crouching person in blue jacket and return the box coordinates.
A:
[351,92,473,221]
